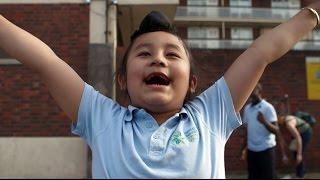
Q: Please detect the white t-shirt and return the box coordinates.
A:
[243,99,277,152]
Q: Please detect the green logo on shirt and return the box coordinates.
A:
[171,131,186,145]
[171,128,198,146]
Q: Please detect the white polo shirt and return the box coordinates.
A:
[243,99,277,152]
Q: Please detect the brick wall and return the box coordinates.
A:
[0,4,89,136]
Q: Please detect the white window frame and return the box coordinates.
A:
[312,30,320,41]
[188,26,220,39]
[271,0,300,8]
[229,0,252,7]
[231,27,253,40]
[300,29,320,41]
[187,0,218,6]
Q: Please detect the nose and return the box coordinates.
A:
[150,55,167,67]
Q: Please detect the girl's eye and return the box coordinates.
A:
[167,52,180,58]
[137,52,151,57]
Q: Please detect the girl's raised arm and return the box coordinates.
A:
[0,15,84,122]
[224,3,320,112]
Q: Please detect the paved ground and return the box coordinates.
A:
[227,172,320,179]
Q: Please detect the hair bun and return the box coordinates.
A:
[130,11,177,41]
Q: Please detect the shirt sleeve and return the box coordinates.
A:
[71,83,122,147]
[263,104,277,123]
[188,77,242,142]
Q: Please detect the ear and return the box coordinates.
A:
[189,75,197,93]
[117,73,127,91]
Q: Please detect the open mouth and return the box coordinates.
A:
[144,72,171,86]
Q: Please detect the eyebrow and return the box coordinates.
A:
[133,42,183,52]
[133,43,152,51]
[166,43,183,52]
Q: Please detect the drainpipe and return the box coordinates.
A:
[107,0,117,100]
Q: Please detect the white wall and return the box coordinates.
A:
[0,137,88,178]
[90,0,107,44]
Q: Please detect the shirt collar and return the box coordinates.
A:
[124,105,139,122]
[179,108,188,119]
[124,105,189,122]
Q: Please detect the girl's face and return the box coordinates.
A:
[122,31,196,113]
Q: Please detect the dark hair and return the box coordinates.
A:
[117,11,196,100]
[130,11,178,42]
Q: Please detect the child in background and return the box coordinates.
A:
[1,2,320,178]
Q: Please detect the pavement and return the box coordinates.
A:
[227,172,320,179]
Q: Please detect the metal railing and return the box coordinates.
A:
[187,39,320,51]
[175,6,299,24]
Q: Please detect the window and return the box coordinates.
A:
[313,30,320,41]
[262,28,320,42]
[261,27,317,42]
[260,28,272,36]
[271,0,300,8]
[231,27,252,40]
[188,27,220,39]
[187,0,218,6]
[302,32,313,41]
[229,0,252,7]
[301,30,320,41]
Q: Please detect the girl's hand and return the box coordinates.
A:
[224,1,320,113]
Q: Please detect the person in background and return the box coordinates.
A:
[241,83,288,179]
[277,101,313,178]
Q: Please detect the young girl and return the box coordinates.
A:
[1,2,320,178]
